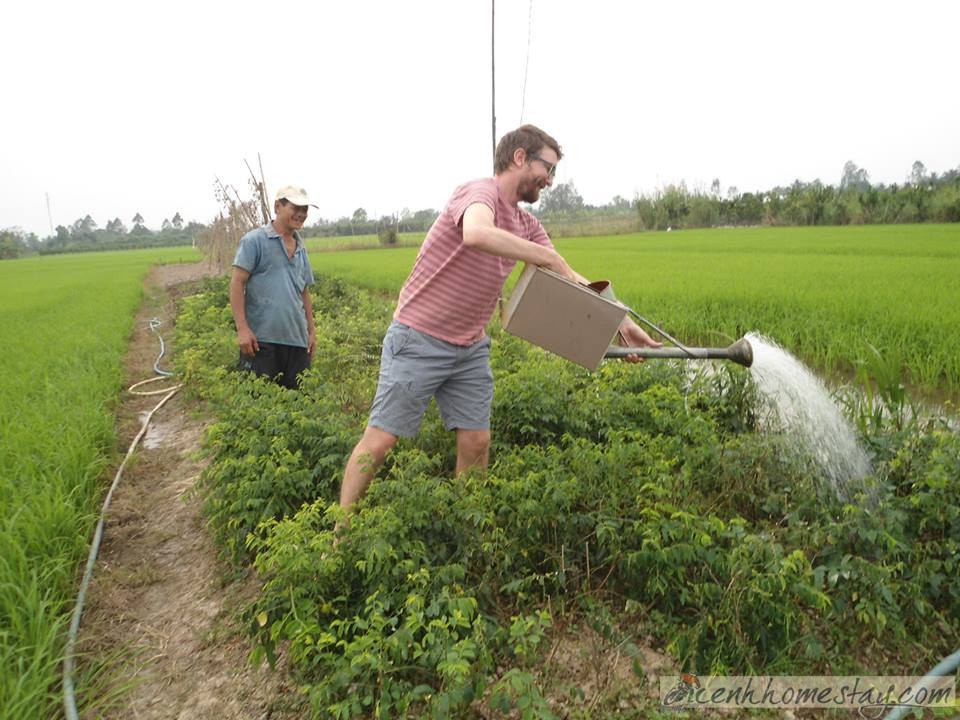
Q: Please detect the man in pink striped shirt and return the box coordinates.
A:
[339,125,660,512]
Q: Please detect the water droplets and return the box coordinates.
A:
[746,332,872,497]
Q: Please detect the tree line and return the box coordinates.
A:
[303,206,442,237]
[1,211,204,259]
[538,160,960,232]
[2,159,958,260]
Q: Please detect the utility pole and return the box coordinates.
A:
[491,0,496,162]
[46,192,53,235]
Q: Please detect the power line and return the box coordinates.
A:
[519,0,534,122]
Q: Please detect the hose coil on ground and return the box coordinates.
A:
[62,319,182,720]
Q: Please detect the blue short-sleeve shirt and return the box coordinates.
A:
[233,223,315,348]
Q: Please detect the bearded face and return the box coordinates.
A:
[519,174,545,204]
[519,151,558,203]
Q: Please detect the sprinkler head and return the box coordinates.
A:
[727,337,754,368]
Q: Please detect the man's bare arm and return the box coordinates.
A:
[229,266,258,355]
[461,203,581,282]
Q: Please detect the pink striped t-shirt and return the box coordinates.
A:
[394,178,554,346]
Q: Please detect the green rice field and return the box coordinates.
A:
[304,231,425,253]
[0,246,199,719]
[309,224,960,398]
[3,224,958,716]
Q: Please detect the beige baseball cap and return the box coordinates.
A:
[275,185,318,208]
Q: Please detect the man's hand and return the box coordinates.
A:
[238,327,259,356]
[617,318,662,363]
[543,250,578,283]
[307,330,317,357]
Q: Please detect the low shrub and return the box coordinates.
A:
[175,275,960,717]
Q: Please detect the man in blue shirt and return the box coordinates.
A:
[230,185,317,389]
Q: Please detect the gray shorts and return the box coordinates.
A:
[369,321,494,438]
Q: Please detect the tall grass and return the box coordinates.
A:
[0,247,198,719]
[310,224,960,397]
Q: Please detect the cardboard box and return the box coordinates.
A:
[502,265,626,371]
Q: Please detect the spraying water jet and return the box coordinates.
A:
[589,277,870,494]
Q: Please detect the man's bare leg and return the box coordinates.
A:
[455,428,491,476]
[339,425,399,510]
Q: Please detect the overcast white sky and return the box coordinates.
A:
[2,0,958,237]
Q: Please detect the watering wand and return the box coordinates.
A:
[604,336,754,368]
[587,280,754,368]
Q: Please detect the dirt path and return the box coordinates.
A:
[77,262,304,719]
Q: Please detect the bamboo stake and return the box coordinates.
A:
[244,158,270,224]
[258,153,270,221]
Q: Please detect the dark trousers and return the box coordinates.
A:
[238,342,311,390]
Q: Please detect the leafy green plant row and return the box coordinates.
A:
[178,275,960,718]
